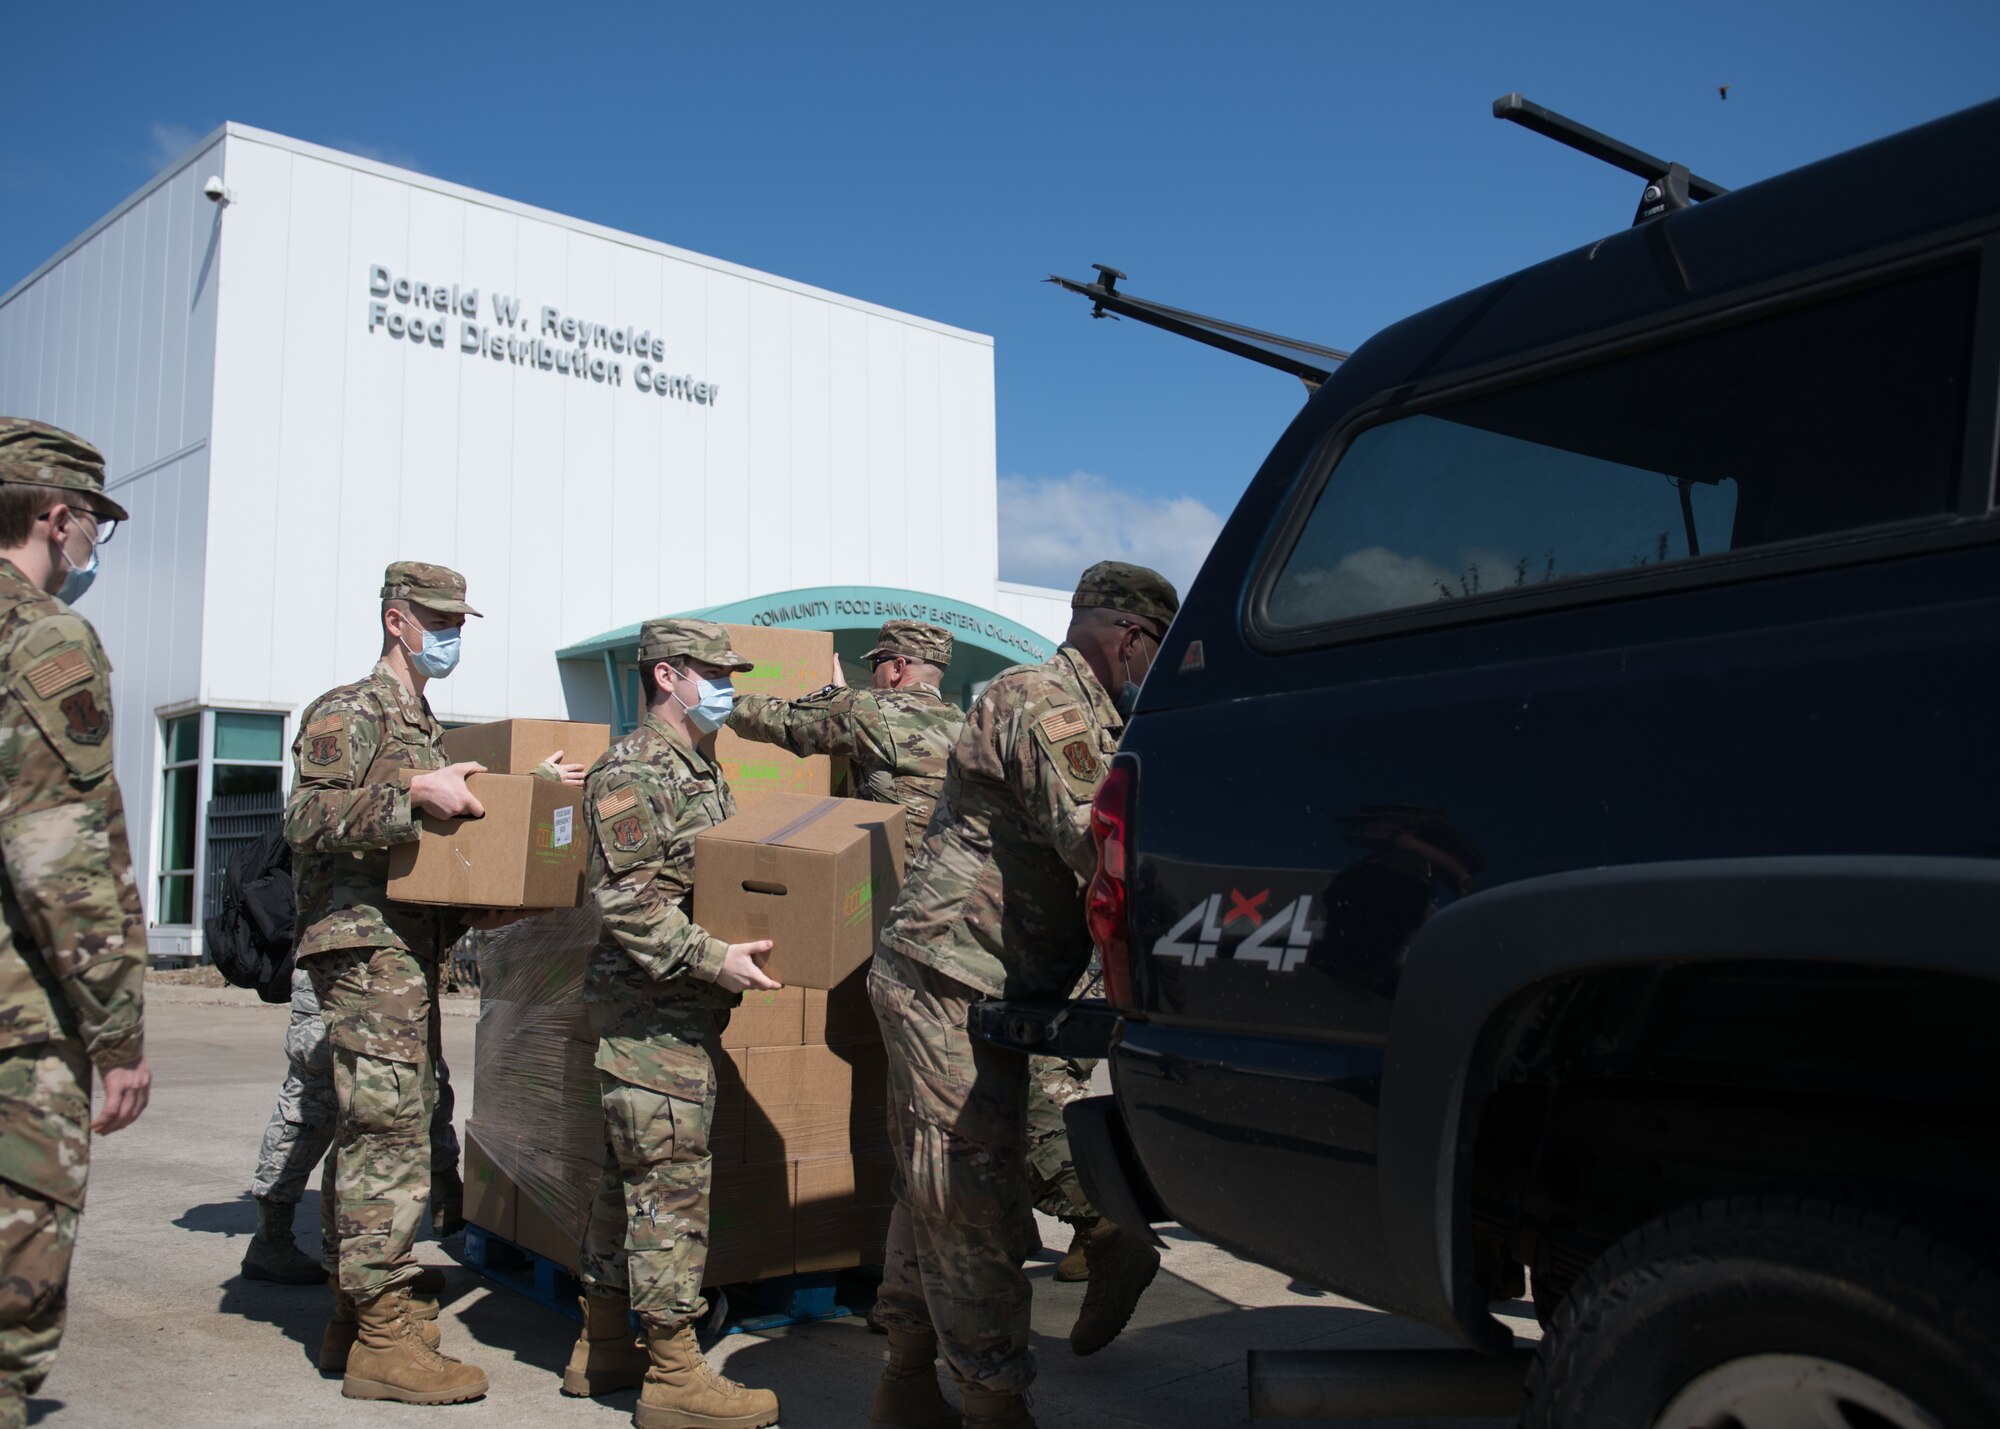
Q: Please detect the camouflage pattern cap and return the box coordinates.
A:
[864,619,954,670]
[637,617,755,672]
[1072,560,1180,631]
[0,417,129,523]
[380,561,482,616]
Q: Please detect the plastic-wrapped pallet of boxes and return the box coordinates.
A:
[465,910,896,1285]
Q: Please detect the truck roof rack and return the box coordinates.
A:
[1493,93,1729,225]
[1045,264,1349,389]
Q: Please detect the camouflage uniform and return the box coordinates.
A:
[284,563,480,1301]
[728,622,1103,1247]
[578,619,752,1329]
[246,964,459,1229]
[726,619,962,864]
[870,562,1178,1392]
[0,422,144,1425]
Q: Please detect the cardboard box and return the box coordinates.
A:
[795,1152,895,1273]
[386,773,586,908]
[515,1178,586,1270]
[713,625,839,813]
[718,975,880,1050]
[707,1159,798,1285]
[742,1043,889,1163]
[720,987,807,1050]
[462,1133,515,1242]
[694,795,904,990]
[805,967,881,1046]
[444,718,611,777]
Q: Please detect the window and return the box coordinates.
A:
[1265,260,1980,632]
[157,716,199,925]
[155,710,288,928]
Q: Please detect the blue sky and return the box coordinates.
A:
[3,1,1995,591]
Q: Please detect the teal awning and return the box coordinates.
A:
[556,585,1060,732]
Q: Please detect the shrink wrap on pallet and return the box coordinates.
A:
[467,903,892,1282]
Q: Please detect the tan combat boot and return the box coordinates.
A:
[957,1381,1038,1428]
[867,1327,961,1429]
[1054,1226,1089,1283]
[319,1286,442,1371]
[635,1321,779,1429]
[341,1288,488,1404]
[561,1292,648,1397]
[1068,1222,1161,1356]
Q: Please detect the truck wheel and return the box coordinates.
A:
[1519,1185,2000,1429]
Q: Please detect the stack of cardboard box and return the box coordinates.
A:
[463,627,904,1286]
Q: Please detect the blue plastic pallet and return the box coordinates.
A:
[463,1224,872,1334]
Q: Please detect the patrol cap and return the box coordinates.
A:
[1071,560,1180,633]
[637,617,755,672]
[0,418,130,523]
[864,619,954,670]
[381,561,482,616]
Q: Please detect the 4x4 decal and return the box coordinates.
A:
[1152,890,1317,970]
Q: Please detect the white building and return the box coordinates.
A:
[0,123,1071,959]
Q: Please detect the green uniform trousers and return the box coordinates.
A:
[579,1039,719,1328]
[870,946,1037,1393]
[306,945,441,1300]
[0,1043,90,1429]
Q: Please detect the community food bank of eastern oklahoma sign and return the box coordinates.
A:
[362,264,720,405]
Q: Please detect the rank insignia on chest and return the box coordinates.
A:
[1062,738,1097,779]
[611,814,647,851]
[307,732,342,766]
[59,689,109,745]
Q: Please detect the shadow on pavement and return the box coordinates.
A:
[25,1397,63,1425]
[719,1264,1398,1429]
[172,1196,265,1238]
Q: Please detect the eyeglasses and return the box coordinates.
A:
[868,655,902,670]
[39,507,117,547]
[1114,619,1162,643]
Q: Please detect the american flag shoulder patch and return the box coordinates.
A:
[1038,707,1089,743]
[306,714,344,737]
[23,649,92,699]
[597,786,639,818]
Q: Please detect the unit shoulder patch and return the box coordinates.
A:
[592,781,658,871]
[10,638,114,782]
[1030,701,1102,801]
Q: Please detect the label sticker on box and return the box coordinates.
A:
[553,807,574,848]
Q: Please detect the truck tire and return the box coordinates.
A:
[1519,1184,2000,1429]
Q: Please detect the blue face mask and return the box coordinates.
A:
[57,543,99,605]
[403,624,462,679]
[676,669,735,734]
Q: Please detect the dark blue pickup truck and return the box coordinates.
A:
[1001,97,2000,1427]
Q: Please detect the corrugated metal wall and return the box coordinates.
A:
[0,140,225,939]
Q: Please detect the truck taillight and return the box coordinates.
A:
[1086,759,1137,1009]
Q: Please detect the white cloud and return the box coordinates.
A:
[1269,545,1456,623]
[998,471,1224,596]
[147,121,203,170]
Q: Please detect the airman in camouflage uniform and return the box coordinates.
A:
[567,617,780,1429]
[0,420,149,1429]
[870,562,1178,1428]
[726,619,963,862]
[285,561,496,1405]
[239,961,465,1285]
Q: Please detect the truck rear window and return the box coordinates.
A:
[1265,260,1979,630]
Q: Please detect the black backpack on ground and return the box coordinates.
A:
[203,830,296,1004]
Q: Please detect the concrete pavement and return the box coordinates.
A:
[31,990,1532,1427]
